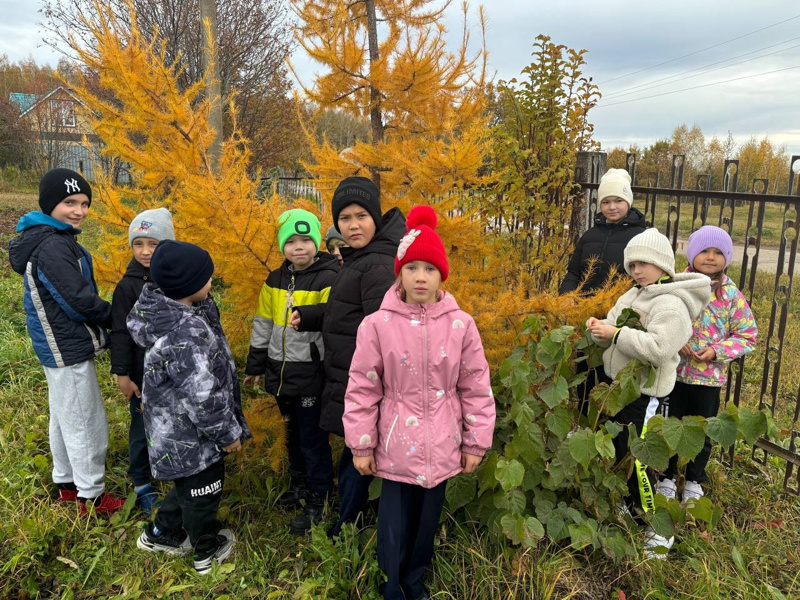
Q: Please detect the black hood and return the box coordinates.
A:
[340,207,406,263]
[594,206,646,228]
[122,257,150,280]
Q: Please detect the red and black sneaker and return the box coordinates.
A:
[79,493,126,516]
[57,483,79,503]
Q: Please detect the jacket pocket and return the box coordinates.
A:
[385,413,399,454]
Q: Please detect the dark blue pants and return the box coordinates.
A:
[664,382,721,483]
[333,447,372,533]
[377,479,447,600]
[128,394,151,486]
[276,395,333,496]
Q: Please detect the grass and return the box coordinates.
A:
[1,192,799,599]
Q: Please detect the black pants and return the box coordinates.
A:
[154,460,225,555]
[276,395,333,496]
[377,479,447,600]
[611,394,663,514]
[664,381,721,483]
[333,447,373,533]
[128,394,151,487]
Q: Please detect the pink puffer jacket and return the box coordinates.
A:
[343,284,495,488]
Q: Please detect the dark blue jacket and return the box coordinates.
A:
[8,212,111,368]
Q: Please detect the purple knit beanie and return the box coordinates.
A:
[686,225,734,268]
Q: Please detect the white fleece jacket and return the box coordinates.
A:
[593,273,711,398]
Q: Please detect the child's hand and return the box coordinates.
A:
[586,317,599,329]
[116,375,141,399]
[289,310,301,330]
[461,453,482,474]
[243,375,261,387]
[693,347,716,362]
[679,343,695,358]
[353,454,377,476]
[223,439,242,453]
[589,323,617,341]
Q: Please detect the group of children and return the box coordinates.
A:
[9,165,756,590]
[569,168,758,558]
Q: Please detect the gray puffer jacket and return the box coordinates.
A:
[127,284,251,481]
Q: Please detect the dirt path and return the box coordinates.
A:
[677,238,791,275]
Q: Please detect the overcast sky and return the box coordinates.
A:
[3,1,799,165]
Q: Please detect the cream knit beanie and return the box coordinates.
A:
[598,168,634,207]
[624,228,676,278]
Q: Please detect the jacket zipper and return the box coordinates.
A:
[277,273,295,397]
[421,305,431,485]
[386,413,399,454]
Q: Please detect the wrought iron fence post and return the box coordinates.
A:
[575,151,606,236]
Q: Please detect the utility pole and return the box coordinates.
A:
[364,0,384,191]
[200,0,223,171]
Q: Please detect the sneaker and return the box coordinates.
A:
[656,478,677,500]
[57,483,79,503]
[193,529,235,575]
[290,494,326,536]
[137,524,191,556]
[275,481,308,510]
[644,526,674,559]
[682,480,704,503]
[79,493,126,516]
[136,484,160,515]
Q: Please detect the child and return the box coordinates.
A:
[586,228,711,558]
[110,208,175,514]
[658,226,757,502]
[344,206,495,600]
[128,240,251,575]
[290,176,406,536]
[325,225,348,267]
[560,168,646,294]
[8,168,124,515]
[244,209,338,535]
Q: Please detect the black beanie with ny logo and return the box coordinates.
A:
[39,168,92,215]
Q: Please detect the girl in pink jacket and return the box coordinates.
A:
[343,206,495,600]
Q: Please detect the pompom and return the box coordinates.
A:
[406,205,438,231]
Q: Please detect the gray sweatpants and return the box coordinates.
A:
[43,359,108,499]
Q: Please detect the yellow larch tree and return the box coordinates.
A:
[66,1,295,467]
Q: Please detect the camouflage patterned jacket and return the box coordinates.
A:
[127,284,251,481]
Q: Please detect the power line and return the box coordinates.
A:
[603,36,800,98]
[595,64,800,108]
[597,13,800,85]
[602,41,800,100]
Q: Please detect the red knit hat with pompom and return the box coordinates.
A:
[394,205,449,281]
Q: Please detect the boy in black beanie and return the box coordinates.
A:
[127,240,251,575]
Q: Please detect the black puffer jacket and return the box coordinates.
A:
[110,258,151,388]
[296,207,406,435]
[559,208,647,294]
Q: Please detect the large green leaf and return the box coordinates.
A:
[445,474,476,511]
[545,405,572,440]
[568,429,599,469]
[706,409,738,448]
[495,458,525,491]
[538,376,569,409]
[629,429,671,472]
[594,432,616,460]
[661,416,706,461]
[368,477,382,501]
[568,522,595,550]
[738,406,768,444]
[494,488,527,515]
[648,506,675,538]
[476,451,499,494]
[500,514,544,547]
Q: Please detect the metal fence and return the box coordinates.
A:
[577,151,800,493]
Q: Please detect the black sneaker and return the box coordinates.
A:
[193,529,235,575]
[275,481,308,510]
[290,494,326,536]
[137,524,191,556]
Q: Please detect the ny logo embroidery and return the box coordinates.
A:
[64,178,81,194]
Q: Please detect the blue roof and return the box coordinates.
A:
[9,93,37,114]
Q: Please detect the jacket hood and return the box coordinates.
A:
[640,272,711,320]
[8,212,80,275]
[280,251,339,276]
[594,206,646,228]
[128,283,215,349]
[379,282,462,318]
[340,207,406,263]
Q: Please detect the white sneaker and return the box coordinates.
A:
[644,526,674,559]
[682,480,704,503]
[656,478,677,500]
[193,529,235,575]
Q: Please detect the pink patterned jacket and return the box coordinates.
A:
[676,273,758,387]
[343,284,495,488]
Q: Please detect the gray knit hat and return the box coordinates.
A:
[129,208,175,246]
[325,225,345,248]
[624,228,676,278]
